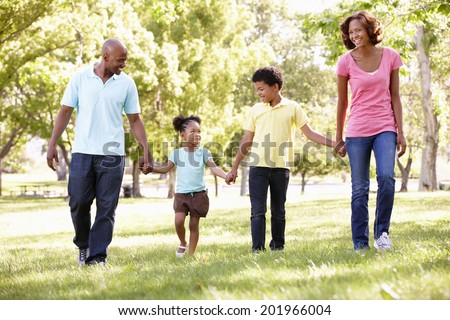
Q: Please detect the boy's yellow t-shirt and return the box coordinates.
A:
[244,97,309,169]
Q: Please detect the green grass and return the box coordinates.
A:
[0,192,449,300]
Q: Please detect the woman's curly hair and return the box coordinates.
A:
[340,11,383,50]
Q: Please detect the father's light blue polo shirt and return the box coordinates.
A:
[61,64,140,156]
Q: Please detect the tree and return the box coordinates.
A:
[0,0,80,194]
[291,139,347,194]
[414,9,449,190]
[395,62,424,191]
[0,0,164,196]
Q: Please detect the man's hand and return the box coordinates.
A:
[46,145,59,171]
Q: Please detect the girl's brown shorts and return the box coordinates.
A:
[173,191,209,217]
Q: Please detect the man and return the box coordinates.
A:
[47,39,150,266]
[226,66,337,252]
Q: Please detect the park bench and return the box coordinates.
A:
[18,184,51,197]
[439,180,450,191]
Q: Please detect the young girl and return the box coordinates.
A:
[144,115,228,257]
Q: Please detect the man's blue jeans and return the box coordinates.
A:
[68,153,125,261]
[249,167,290,251]
[346,131,397,250]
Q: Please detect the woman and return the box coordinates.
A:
[335,11,407,250]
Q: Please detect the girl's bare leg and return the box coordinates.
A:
[175,212,187,255]
[188,216,200,256]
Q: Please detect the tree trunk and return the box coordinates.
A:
[301,170,308,195]
[167,167,176,199]
[0,124,2,196]
[56,146,68,181]
[396,146,413,192]
[0,157,2,196]
[416,25,439,191]
[213,173,218,197]
[58,143,71,168]
[0,126,25,196]
[240,166,248,196]
[132,159,141,197]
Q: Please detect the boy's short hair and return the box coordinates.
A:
[252,66,283,89]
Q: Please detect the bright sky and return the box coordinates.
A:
[285,0,340,13]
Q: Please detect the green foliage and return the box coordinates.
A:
[130,0,276,166]
[291,141,348,184]
[0,0,76,91]
[0,0,75,178]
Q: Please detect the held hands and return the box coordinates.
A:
[139,149,153,174]
[139,157,153,175]
[223,172,232,185]
[334,140,347,157]
[141,163,153,175]
[225,169,238,184]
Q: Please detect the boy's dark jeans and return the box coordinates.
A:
[249,166,290,251]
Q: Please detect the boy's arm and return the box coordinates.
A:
[226,130,254,183]
[300,123,335,147]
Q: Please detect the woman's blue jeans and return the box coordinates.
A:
[68,153,125,261]
[249,167,290,251]
[346,131,397,250]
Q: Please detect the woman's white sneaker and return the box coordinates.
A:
[374,232,393,250]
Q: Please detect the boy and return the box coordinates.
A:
[226,66,339,252]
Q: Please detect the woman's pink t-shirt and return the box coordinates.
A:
[336,47,403,137]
